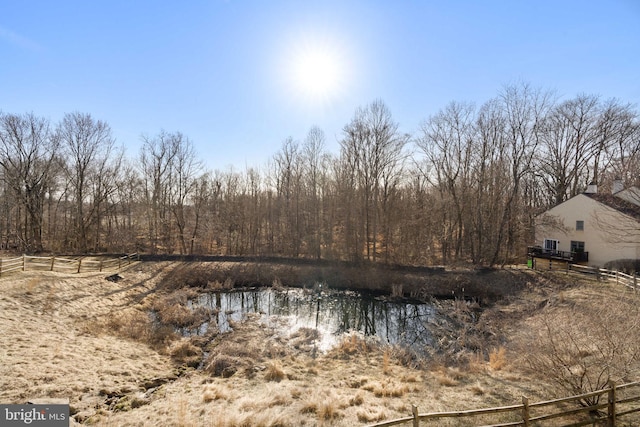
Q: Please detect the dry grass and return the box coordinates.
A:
[391,283,403,298]
[467,351,487,373]
[264,361,286,382]
[489,346,507,371]
[383,347,392,374]
[366,380,409,398]
[357,408,390,423]
[202,384,233,403]
[206,354,243,378]
[169,339,203,367]
[349,390,365,406]
[470,382,486,396]
[301,392,342,422]
[4,262,640,426]
[151,290,211,329]
[329,332,377,358]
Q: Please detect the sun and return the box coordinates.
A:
[293,48,341,99]
[285,38,346,104]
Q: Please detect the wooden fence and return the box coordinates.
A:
[0,253,139,277]
[533,260,639,290]
[368,381,640,427]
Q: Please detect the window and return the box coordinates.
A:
[571,241,585,252]
[544,239,559,252]
[576,220,584,231]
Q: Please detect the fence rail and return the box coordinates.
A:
[0,253,139,277]
[532,259,640,290]
[368,381,640,426]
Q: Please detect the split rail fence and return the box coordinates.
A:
[368,381,640,427]
[0,253,139,277]
[534,261,640,291]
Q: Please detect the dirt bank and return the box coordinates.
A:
[153,258,533,304]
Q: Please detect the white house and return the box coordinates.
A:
[531,180,640,267]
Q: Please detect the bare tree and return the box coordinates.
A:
[301,126,327,259]
[168,134,202,254]
[340,100,407,262]
[109,160,143,252]
[57,112,118,252]
[417,101,475,263]
[537,94,599,206]
[0,112,59,251]
[597,100,640,189]
[491,83,554,265]
[140,131,178,253]
[272,138,303,256]
[590,99,638,187]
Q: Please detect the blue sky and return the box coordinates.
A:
[1,1,639,171]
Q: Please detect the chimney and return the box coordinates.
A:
[585,181,598,194]
[613,178,624,194]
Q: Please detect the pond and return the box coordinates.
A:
[188,287,435,352]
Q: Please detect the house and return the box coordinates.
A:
[530,180,640,267]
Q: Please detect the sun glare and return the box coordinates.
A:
[285,37,347,104]
[293,49,341,99]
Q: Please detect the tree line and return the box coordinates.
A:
[1,83,638,265]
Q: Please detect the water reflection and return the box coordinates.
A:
[190,288,435,352]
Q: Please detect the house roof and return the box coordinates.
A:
[584,192,640,222]
[614,186,640,206]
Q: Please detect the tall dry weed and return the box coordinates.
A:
[330,332,376,358]
[382,348,391,375]
[152,291,211,329]
[391,283,403,298]
[264,361,285,382]
[357,408,389,423]
[202,384,233,403]
[366,380,409,397]
[467,350,486,373]
[489,347,506,371]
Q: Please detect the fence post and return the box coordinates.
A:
[22,254,25,271]
[412,404,419,427]
[77,259,82,274]
[99,260,103,272]
[0,258,3,277]
[522,396,530,427]
[50,256,55,271]
[607,381,616,427]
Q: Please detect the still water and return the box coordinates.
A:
[189,288,435,352]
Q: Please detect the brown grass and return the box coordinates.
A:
[264,361,286,382]
[169,339,203,367]
[5,262,640,426]
[489,346,507,371]
[470,382,486,396]
[383,347,392,374]
[467,351,487,373]
[203,384,233,403]
[206,354,243,378]
[349,391,365,406]
[151,290,211,329]
[357,408,389,423]
[329,332,377,358]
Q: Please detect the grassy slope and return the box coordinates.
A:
[0,261,637,426]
